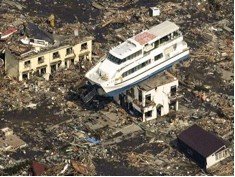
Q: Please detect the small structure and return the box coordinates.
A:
[0,127,27,152]
[177,124,230,169]
[149,7,160,17]
[114,71,179,122]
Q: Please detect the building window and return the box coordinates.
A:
[81,42,88,50]
[66,47,73,55]
[22,73,28,80]
[145,111,152,118]
[36,67,46,76]
[128,88,134,98]
[51,64,57,73]
[24,60,31,68]
[65,60,68,68]
[154,53,163,61]
[145,94,151,102]
[53,52,60,59]
[156,105,162,117]
[171,85,177,96]
[169,100,177,111]
[38,56,44,64]
[71,59,74,65]
[138,90,142,102]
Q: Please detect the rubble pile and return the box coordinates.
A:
[0,0,233,176]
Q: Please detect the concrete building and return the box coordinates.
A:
[177,124,231,169]
[5,37,92,81]
[114,71,179,122]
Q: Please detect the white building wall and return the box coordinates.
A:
[206,148,230,169]
[141,79,178,122]
[114,74,179,122]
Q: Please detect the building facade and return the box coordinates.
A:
[114,72,179,122]
[5,38,92,81]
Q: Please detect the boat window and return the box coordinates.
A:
[154,53,163,61]
[122,59,151,77]
[173,30,180,38]
[160,34,171,44]
[108,53,122,64]
[154,40,160,48]
[123,50,142,63]
[108,50,142,64]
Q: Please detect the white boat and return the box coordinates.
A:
[85,21,189,96]
[20,37,49,47]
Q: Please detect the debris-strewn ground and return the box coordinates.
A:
[0,0,233,175]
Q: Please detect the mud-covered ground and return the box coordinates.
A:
[0,0,234,175]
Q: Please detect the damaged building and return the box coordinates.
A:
[177,124,231,169]
[4,37,92,81]
[114,71,179,122]
[2,21,93,81]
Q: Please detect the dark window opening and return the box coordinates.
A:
[145,111,152,118]
[66,47,73,55]
[145,94,151,101]
[41,67,46,75]
[38,57,44,64]
[154,40,160,48]
[129,103,133,111]
[171,85,177,96]
[71,59,75,65]
[51,64,56,73]
[173,31,180,38]
[24,60,31,68]
[53,52,60,59]
[129,88,134,98]
[154,53,163,61]
[169,101,177,111]
[22,73,28,80]
[36,67,46,77]
[81,43,88,50]
[138,90,142,102]
[157,106,162,117]
[160,35,171,44]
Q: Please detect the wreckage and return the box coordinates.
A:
[85,21,189,96]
